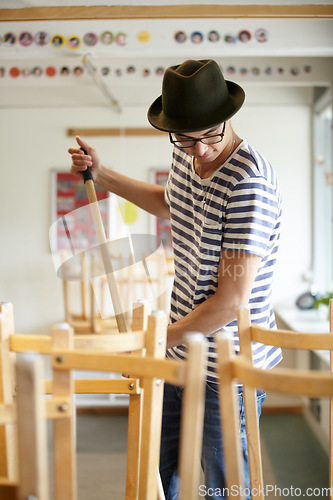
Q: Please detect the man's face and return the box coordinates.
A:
[171,123,226,163]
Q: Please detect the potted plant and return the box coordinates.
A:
[314,292,333,320]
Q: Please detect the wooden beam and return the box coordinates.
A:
[0,5,332,22]
[67,127,166,137]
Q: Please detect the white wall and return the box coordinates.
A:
[0,85,313,332]
[233,85,313,306]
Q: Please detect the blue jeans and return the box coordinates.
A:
[159,381,266,500]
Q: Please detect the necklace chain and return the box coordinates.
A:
[227,134,236,162]
[200,133,237,207]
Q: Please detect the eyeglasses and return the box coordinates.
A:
[169,122,226,149]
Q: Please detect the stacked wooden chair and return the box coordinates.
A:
[61,250,173,334]
[62,252,118,334]
[0,300,208,500]
[216,301,333,499]
[0,353,49,500]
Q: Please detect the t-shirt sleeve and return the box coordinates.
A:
[222,176,281,258]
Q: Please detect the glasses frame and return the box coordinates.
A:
[169,122,226,149]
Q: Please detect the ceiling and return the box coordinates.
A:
[0,4,332,109]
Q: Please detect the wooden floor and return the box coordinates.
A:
[47,410,329,500]
[260,413,329,499]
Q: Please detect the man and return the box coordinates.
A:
[69,59,282,499]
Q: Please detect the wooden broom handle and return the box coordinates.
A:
[82,158,128,333]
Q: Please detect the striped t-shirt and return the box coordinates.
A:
[164,140,283,382]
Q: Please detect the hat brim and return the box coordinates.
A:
[147,80,245,133]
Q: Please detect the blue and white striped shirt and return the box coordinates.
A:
[165,141,283,382]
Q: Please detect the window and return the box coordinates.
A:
[312,88,333,295]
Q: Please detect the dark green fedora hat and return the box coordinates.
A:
[147,59,245,133]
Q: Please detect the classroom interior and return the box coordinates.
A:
[0,1,333,499]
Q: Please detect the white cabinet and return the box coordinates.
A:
[274,306,330,453]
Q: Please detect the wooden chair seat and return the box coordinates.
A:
[51,320,208,500]
[1,300,208,500]
[215,300,333,500]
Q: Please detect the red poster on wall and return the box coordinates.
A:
[52,171,109,251]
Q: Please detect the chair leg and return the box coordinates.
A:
[124,300,150,500]
[16,354,49,500]
[178,335,207,500]
[237,307,264,498]
[0,302,17,481]
[138,312,167,500]
[52,324,77,500]
[63,280,71,324]
[216,335,245,499]
[125,393,142,500]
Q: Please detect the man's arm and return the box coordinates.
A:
[96,165,170,220]
[166,250,262,348]
[68,135,170,220]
